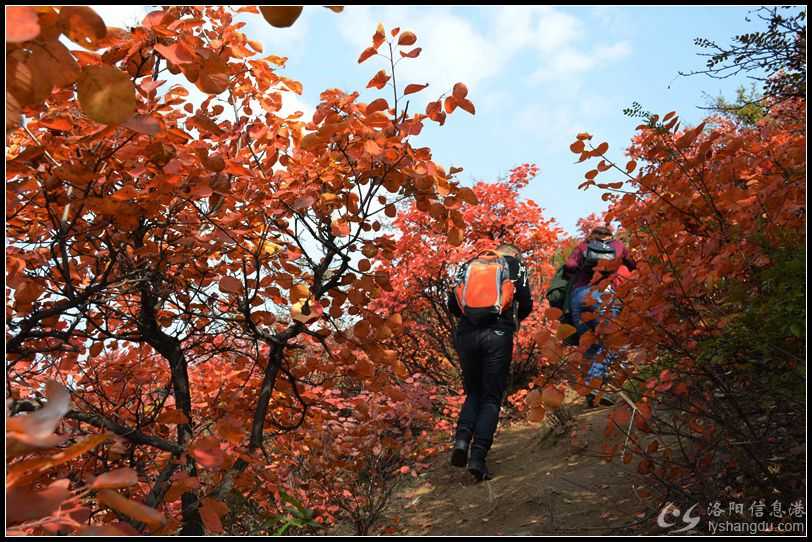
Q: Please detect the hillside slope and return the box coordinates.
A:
[381,405,661,536]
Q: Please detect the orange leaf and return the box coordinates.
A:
[366,70,390,90]
[262,54,288,67]
[331,219,350,237]
[6,480,71,526]
[527,406,546,422]
[5,7,40,42]
[364,139,382,156]
[556,324,577,340]
[154,43,196,65]
[404,83,428,95]
[280,76,303,95]
[200,498,227,533]
[456,98,475,115]
[372,22,386,49]
[92,468,139,490]
[399,47,421,58]
[452,82,468,100]
[443,96,457,114]
[190,443,225,470]
[545,307,563,320]
[77,65,136,125]
[541,386,564,409]
[366,98,389,115]
[448,227,463,246]
[570,140,585,153]
[259,6,303,28]
[357,46,377,64]
[97,490,165,529]
[397,31,417,46]
[58,6,107,49]
[593,142,609,155]
[218,276,242,295]
[7,434,109,487]
[290,283,310,303]
[6,380,71,447]
[195,53,230,95]
[122,114,160,135]
[156,408,190,425]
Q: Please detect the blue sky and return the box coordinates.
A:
[96,5,783,234]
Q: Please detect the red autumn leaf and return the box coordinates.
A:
[452,82,468,100]
[154,43,196,65]
[399,47,421,58]
[397,31,417,46]
[218,276,242,295]
[121,114,161,135]
[404,83,428,95]
[6,7,40,42]
[593,142,609,155]
[58,6,107,49]
[357,46,377,63]
[200,498,227,533]
[6,480,71,526]
[97,490,166,528]
[364,139,383,156]
[91,468,139,490]
[372,22,386,49]
[366,70,390,90]
[259,6,303,28]
[456,98,475,115]
[156,408,190,425]
[77,65,136,125]
[366,98,389,115]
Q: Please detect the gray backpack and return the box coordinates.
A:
[584,240,616,266]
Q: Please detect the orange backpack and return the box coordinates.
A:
[454,250,515,325]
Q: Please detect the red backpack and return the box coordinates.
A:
[454,250,515,325]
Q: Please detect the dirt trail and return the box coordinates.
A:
[383,403,659,536]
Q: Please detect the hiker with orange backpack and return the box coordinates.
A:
[447,243,533,481]
[564,226,635,407]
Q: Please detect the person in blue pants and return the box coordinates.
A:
[565,226,635,407]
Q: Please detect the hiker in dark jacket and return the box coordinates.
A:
[564,226,635,407]
[447,243,533,481]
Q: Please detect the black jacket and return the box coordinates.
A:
[448,255,533,332]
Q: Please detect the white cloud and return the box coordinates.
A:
[237,6,314,59]
[531,40,632,82]
[335,6,632,104]
[513,102,583,147]
[337,5,502,103]
[278,92,315,123]
[92,5,150,29]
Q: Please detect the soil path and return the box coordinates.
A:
[383,404,659,535]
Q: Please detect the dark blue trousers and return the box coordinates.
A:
[453,325,513,458]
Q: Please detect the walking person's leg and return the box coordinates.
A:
[574,287,604,407]
[587,289,622,405]
[468,327,513,480]
[451,328,481,467]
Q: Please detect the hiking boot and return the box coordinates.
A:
[467,456,491,481]
[598,395,615,407]
[585,392,596,409]
[450,439,469,468]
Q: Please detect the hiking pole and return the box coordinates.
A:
[617,391,638,456]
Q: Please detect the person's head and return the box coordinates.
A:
[588,226,613,242]
[495,243,522,260]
